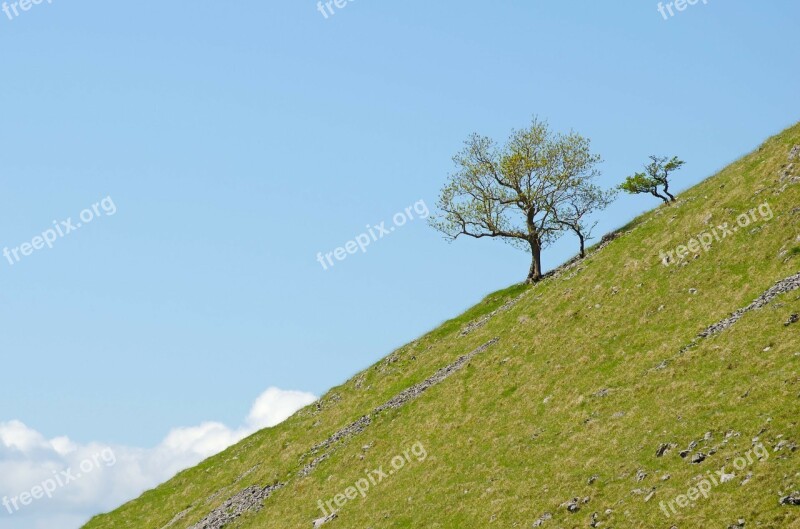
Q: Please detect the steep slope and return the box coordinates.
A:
[85,124,800,529]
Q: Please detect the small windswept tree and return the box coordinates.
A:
[430,118,603,283]
[556,183,617,258]
[620,155,685,204]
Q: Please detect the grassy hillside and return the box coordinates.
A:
[85,124,800,529]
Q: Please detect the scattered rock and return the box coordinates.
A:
[561,498,581,513]
[691,452,707,464]
[587,475,599,485]
[780,492,800,505]
[300,416,372,477]
[312,513,338,527]
[653,358,669,371]
[635,469,648,482]
[374,339,498,414]
[727,519,746,529]
[161,507,193,529]
[720,471,736,483]
[460,294,527,336]
[298,339,497,479]
[698,272,800,338]
[353,373,366,389]
[785,314,799,326]
[600,231,621,245]
[790,145,800,161]
[656,443,674,457]
[532,512,552,527]
[189,484,284,529]
[689,288,698,295]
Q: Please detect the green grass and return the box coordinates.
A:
[84,123,800,529]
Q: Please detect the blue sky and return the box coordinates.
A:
[1,1,799,527]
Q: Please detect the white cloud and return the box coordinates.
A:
[0,387,317,529]
[246,387,319,430]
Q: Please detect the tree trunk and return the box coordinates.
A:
[661,178,676,202]
[578,233,586,258]
[526,242,543,283]
[651,191,671,204]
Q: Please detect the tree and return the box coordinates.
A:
[430,118,603,283]
[556,183,617,258]
[619,155,685,204]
